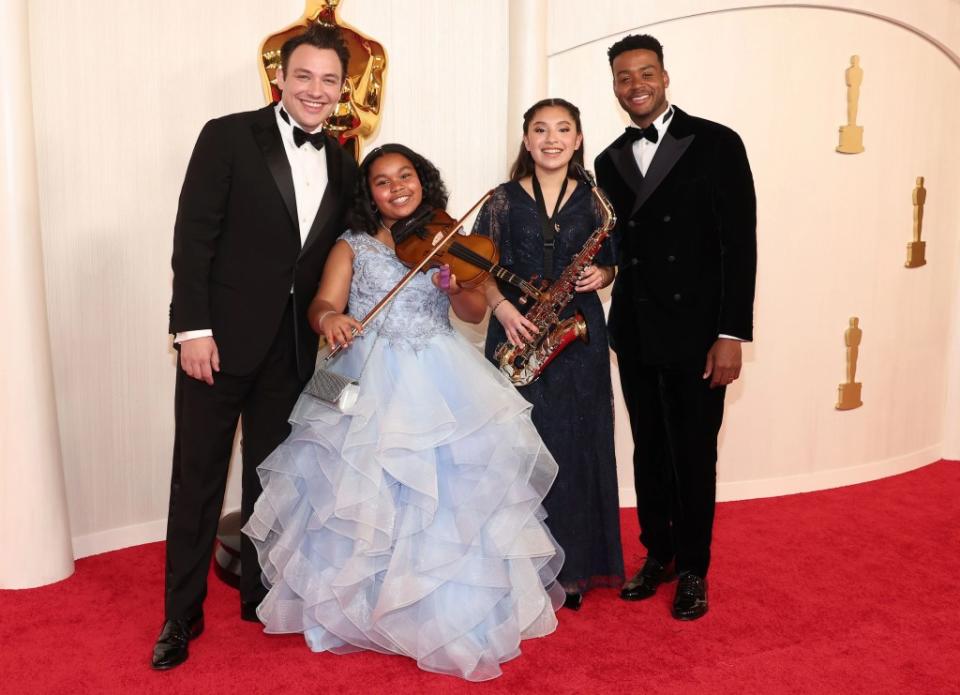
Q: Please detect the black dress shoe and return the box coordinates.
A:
[621,557,674,601]
[672,573,708,620]
[563,591,583,611]
[151,613,204,670]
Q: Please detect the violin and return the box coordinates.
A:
[393,205,543,300]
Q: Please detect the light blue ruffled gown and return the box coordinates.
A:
[242,232,565,681]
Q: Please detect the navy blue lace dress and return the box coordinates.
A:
[474,181,624,591]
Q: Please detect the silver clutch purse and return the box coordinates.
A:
[303,366,359,411]
[303,323,383,413]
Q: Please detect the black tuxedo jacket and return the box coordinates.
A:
[595,106,756,367]
[169,104,357,379]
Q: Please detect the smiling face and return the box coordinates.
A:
[276,44,343,132]
[522,105,583,175]
[612,48,670,128]
[368,153,424,228]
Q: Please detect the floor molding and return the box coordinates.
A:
[618,447,941,507]
[75,451,941,558]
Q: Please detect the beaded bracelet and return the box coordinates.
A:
[315,310,336,329]
[491,298,508,315]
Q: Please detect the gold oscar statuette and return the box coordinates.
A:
[905,176,927,268]
[836,317,863,410]
[258,0,386,161]
[836,55,864,154]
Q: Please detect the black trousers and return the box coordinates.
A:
[164,302,306,620]
[616,358,726,578]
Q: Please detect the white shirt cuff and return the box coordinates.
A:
[718,334,745,341]
[174,329,213,344]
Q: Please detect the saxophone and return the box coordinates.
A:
[494,166,617,386]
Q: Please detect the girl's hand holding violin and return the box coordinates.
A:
[315,310,363,349]
[493,299,538,347]
[431,264,462,296]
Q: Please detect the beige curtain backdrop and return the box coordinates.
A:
[3,1,958,576]
[0,0,73,589]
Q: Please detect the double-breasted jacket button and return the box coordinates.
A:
[663,214,672,222]
[629,257,640,266]
[667,255,676,263]
[627,220,637,228]
[673,293,682,302]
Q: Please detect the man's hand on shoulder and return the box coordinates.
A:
[180,336,220,385]
[703,338,742,389]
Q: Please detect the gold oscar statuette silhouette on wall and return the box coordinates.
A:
[905,176,927,268]
[258,0,386,161]
[837,55,864,154]
[836,317,863,410]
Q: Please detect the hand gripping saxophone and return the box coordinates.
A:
[495,165,617,386]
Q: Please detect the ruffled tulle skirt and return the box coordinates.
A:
[242,328,565,681]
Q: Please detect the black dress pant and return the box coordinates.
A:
[616,357,726,578]
[164,303,306,620]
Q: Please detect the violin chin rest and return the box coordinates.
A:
[390,204,434,244]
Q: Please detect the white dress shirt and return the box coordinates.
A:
[175,103,329,344]
[629,104,674,176]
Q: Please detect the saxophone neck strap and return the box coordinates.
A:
[531,172,569,280]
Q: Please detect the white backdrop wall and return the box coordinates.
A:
[16,0,960,561]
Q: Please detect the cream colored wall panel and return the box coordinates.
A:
[549,6,960,495]
[547,1,960,62]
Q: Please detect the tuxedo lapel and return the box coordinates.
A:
[300,135,344,259]
[632,129,694,216]
[610,140,643,201]
[251,110,298,231]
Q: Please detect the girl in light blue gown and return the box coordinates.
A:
[242,144,564,681]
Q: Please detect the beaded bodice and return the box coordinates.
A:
[341,232,452,350]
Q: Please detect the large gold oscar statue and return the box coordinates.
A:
[258,0,386,160]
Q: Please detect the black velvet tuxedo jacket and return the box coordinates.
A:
[595,106,757,367]
[169,104,357,379]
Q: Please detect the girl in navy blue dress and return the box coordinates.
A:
[474,99,624,609]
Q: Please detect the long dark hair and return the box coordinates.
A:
[509,98,585,181]
[349,144,450,235]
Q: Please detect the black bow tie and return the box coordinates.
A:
[279,107,325,149]
[293,126,325,150]
[625,124,659,144]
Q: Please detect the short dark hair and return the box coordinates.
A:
[280,23,350,81]
[350,144,450,236]
[509,98,585,181]
[607,34,664,68]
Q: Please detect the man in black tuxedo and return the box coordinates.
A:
[595,34,756,620]
[153,24,358,669]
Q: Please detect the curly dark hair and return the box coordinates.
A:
[607,34,664,68]
[509,98,585,182]
[349,144,450,236]
[280,22,350,81]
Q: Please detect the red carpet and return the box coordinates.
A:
[2,461,959,694]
